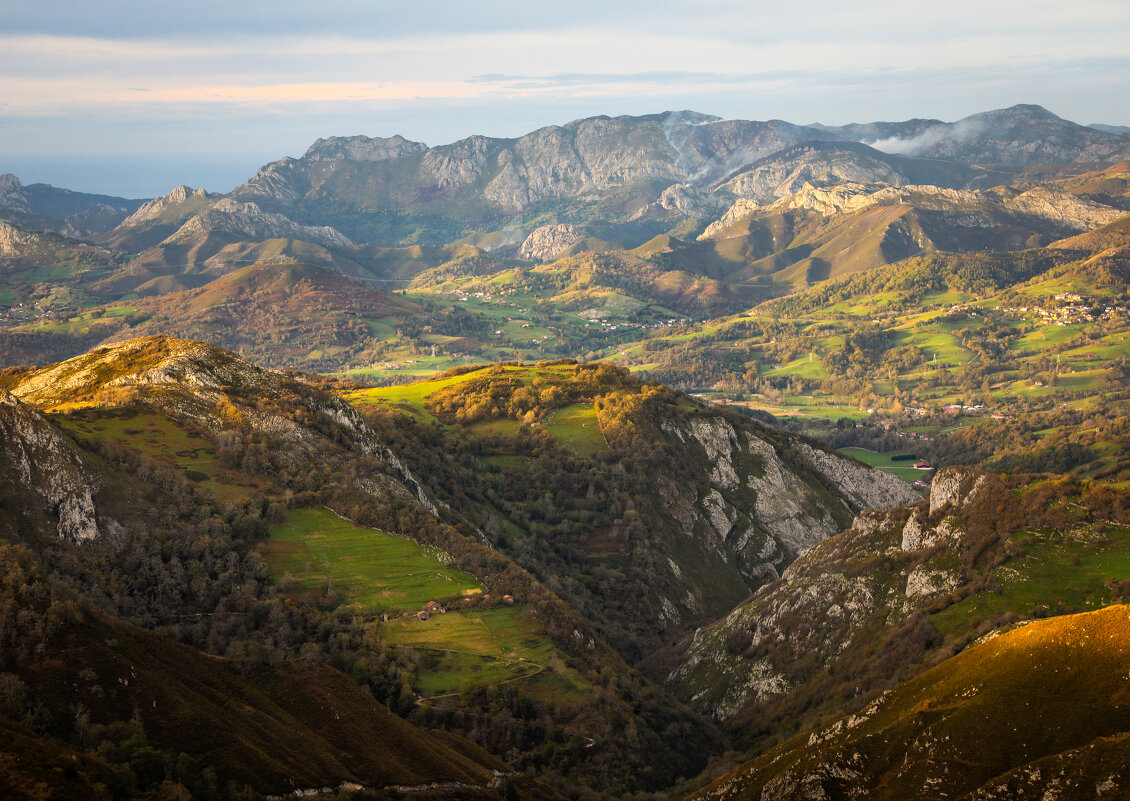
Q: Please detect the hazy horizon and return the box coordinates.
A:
[3,0,1128,197]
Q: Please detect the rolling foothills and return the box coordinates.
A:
[1,105,1129,800]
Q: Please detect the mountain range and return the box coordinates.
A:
[1,102,1129,800]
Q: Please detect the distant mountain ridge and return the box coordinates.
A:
[216,104,1130,247]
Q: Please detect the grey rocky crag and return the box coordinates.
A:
[303,134,428,163]
[670,466,1009,721]
[0,219,55,264]
[0,390,100,542]
[116,185,214,229]
[705,181,1125,238]
[163,197,352,249]
[517,223,585,261]
[630,411,919,641]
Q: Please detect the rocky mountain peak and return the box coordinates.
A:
[0,172,31,213]
[303,134,428,162]
[117,184,213,228]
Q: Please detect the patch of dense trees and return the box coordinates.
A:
[425,361,637,424]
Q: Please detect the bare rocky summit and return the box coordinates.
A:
[303,134,427,162]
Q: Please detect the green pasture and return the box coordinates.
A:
[52,408,261,501]
[382,606,589,698]
[838,447,928,483]
[15,305,136,335]
[265,507,480,612]
[543,403,606,456]
[1013,324,1087,353]
[899,329,969,366]
[930,524,1130,638]
[762,354,830,380]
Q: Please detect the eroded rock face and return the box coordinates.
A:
[928,466,992,515]
[165,198,352,249]
[115,185,213,229]
[670,466,999,721]
[0,220,53,262]
[0,173,31,213]
[655,412,920,626]
[0,391,99,542]
[702,180,1125,242]
[518,224,585,261]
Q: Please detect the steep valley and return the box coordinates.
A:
[1,103,1129,800]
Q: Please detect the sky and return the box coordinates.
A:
[2,0,1128,198]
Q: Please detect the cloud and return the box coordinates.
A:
[868,119,988,156]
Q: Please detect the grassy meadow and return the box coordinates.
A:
[265,507,480,612]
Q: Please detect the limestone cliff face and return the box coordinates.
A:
[0,220,54,263]
[641,412,919,635]
[517,224,585,261]
[718,144,911,206]
[701,180,1125,242]
[164,198,352,248]
[0,391,99,542]
[224,113,840,243]
[671,466,998,721]
[0,173,31,213]
[116,185,214,229]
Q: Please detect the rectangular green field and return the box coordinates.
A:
[838,447,930,483]
[265,507,481,612]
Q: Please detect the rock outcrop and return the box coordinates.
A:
[303,134,427,162]
[0,220,54,263]
[518,224,585,261]
[0,390,99,541]
[164,198,352,248]
[671,466,1007,721]
[0,173,31,213]
[116,185,214,229]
